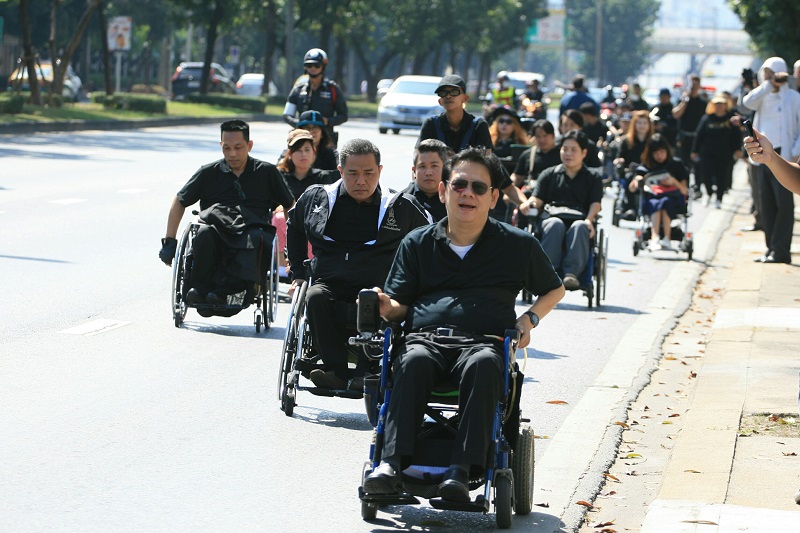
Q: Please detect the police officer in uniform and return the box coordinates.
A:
[283,48,349,147]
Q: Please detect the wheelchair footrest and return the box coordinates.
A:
[303,386,363,399]
[358,487,420,505]
[429,495,489,513]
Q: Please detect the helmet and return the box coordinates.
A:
[497,70,509,81]
[297,110,325,128]
[304,48,328,66]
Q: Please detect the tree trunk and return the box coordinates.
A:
[334,37,345,89]
[200,0,224,95]
[98,0,113,95]
[19,0,42,105]
[50,0,100,99]
[262,0,276,98]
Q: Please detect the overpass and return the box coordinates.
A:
[649,27,751,56]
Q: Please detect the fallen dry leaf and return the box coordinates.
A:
[535,502,550,508]
[664,356,677,361]
[547,400,568,405]
[682,520,718,525]
[689,371,697,378]
[614,421,629,429]
[782,452,797,456]
[603,473,620,483]
[661,420,673,425]
[623,453,642,459]
[598,529,617,533]
[576,500,594,508]
[684,469,702,473]
[669,413,681,417]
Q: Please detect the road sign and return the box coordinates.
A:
[108,16,132,52]
[230,45,240,65]
[527,9,565,45]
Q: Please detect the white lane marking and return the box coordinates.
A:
[60,319,131,336]
[118,188,148,194]
[49,198,87,205]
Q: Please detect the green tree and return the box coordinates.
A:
[728,0,800,62]
[566,0,659,84]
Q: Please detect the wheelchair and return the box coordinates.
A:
[631,184,693,261]
[277,276,381,418]
[519,209,608,308]
[354,293,535,529]
[171,215,279,332]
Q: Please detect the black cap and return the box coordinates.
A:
[659,88,671,96]
[436,74,466,94]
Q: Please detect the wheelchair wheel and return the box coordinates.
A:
[495,474,513,529]
[268,235,279,323]
[281,386,295,417]
[171,226,192,327]
[277,280,307,402]
[360,462,379,520]
[512,425,535,515]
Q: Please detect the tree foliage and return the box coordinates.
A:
[566,0,659,84]
[728,0,800,62]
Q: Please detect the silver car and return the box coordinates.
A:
[235,73,278,97]
[377,75,444,134]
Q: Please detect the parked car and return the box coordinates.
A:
[7,60,82,102]
[170,62,235,100]
[235,73,278,97]
[377,75,444,134]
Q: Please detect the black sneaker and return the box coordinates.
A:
[185,288,205,304]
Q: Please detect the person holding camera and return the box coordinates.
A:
[672,74,708,199]
[742,57,800,264]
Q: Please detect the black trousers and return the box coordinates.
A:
[305,282,359,379]
[382,334,504,469]
[678,132,697,189]
[757,150,794,261]
[698,154,734,197]
[190,225,221,294]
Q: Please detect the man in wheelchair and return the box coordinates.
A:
[529,130,603,290]
[159,120,295,306]
[286,138,432,390]
[363,148,564,500]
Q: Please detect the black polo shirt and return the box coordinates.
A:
[418,111,493,153]
[533,164,603,213]
[513,146,562,182]
[324,185,380,244]
[384,218,562,336]
[177,157,295,218]
[402,181,446,222]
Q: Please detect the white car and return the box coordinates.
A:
[377,75,444,134]
[235,73,277,97]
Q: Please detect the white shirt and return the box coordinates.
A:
[760,90,784,149]
[449,242,473,259]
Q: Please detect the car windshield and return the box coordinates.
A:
[392,80,438,95]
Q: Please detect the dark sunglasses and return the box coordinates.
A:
[437,88,463,98]
[232,178,247,201]
[497,117,514,125]
[448,179,491,196]
[305,63,322,69]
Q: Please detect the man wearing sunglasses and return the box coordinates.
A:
[363,147,564,501]
[283,48,348,147]
[159,120,295,305]
[419,74,529,219]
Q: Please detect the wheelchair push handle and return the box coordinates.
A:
[357,289,381,335]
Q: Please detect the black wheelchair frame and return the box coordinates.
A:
[353,296,535,528]
[171,217,279,332]
[631,186,693,261]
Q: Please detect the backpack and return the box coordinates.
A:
[433,115,480,152]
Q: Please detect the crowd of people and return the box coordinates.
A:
[156,49,800,505]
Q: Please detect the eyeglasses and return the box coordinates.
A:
[232,178,247,201]
[497,118,514,125]
[437,88,463,98]
[305,63,322,69]
[448,179,491,196]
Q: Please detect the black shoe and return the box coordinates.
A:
[363,462,402,495]
[206,292,227,305]
[621,209,637,221]
[438,467,470,502]
[562,273,580,290]
[185,288,205,305]
[348,375,365,392]
[309,369,347,389]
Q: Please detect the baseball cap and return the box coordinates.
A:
[435,74,466,94]
[297,110,325,128]
[287,129,314,147]
[711,94,728,104]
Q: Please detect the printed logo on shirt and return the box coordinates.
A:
[383,209,401,232]
[312,204,324,213]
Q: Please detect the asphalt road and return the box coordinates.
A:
[0,119,735,531]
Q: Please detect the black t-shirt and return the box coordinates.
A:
[583,121,609,144]
[513,146,562,183]
[678,95,708,133]
[177,157,295,218]
[637,157,689,184]
[315,146,339,171]
[618,137,648,166]
[384,218,562,336]
[402,182,446,222]
[280,168,338,202]
[418,111,493,153]
[533,164,604,213]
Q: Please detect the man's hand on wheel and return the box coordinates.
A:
[159,237,177,266]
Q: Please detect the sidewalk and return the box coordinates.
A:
[578,190,800,533]
[638,201,800,531]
